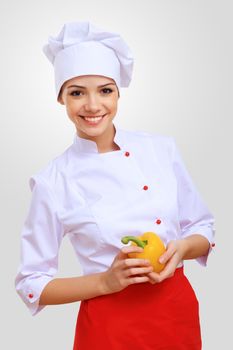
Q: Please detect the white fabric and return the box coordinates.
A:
[15,126,215,316]
[43,22,134,98]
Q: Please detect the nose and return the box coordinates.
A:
[84,94,101,114]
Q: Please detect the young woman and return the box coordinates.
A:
[15,21,215,349]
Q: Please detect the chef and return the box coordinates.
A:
[15,21,215,349]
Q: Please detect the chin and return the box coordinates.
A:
[77,126,105,138]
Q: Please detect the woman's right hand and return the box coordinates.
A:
[101,246,153,294]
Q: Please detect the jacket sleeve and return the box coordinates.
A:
[15,175,64,316]
[171,138,215,266]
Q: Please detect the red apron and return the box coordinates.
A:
[73,267,202,349]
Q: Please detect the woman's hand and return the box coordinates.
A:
[101,245,154,294]
[147,234,210,284]
[147,239,187,284]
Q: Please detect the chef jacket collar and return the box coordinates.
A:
[72,124,125,154]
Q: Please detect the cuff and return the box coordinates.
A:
[16,275,53,316]
[182,225,215,266]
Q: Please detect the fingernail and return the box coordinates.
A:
[159,257,164,263]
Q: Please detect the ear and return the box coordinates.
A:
[57,86,66,105]
[58,94,65,105]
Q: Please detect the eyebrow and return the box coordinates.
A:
[67,83,116,89]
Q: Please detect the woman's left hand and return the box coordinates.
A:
[147,239,187,284]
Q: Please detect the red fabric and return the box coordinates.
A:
[73,267,202,349]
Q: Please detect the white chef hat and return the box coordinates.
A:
[43,21,134,99]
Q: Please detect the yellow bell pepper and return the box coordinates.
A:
[121,232,166,273]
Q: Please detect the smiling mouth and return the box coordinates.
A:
[79,114,107,124]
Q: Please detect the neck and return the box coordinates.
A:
[78,124,120,153]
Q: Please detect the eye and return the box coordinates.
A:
[70,90,83,97]
[101,88,113,94]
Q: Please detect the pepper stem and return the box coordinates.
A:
[121,236,147,248]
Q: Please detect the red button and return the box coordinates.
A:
[211,243,215,248]
[28,293,34,299]
[156,219,161,225]
[125,151,130,157]
[143,185,149,190]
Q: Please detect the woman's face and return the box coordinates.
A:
[59,75,119,140]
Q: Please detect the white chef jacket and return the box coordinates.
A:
[15,126,215,316]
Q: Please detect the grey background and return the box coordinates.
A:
[1,0,232,348]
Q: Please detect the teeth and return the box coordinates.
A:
[83,115,104,122]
